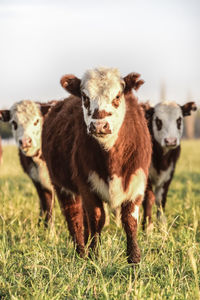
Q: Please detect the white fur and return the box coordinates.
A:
[88,168,146,209]
[29,156,51,190]
[150,163,174,207]
[81,67,126,150]
[155,187,164,207]
[10,100,43,156]
[61,187,75,198]
[150,163,174,187]
[131,205,139,222]
[152,101,184,149]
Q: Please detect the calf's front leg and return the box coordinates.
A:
[55,187,85,257]
[34,182,54,226]
[142,181,155,231]
[121,196,142,264]
[82,192,105,252]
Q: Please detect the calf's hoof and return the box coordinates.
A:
[127,248,141,264]
[76,245,86,258]
[157,212,167,225]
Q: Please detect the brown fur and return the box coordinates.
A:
[42,76,152,264]
[92,109,112,119]
[121,196,143,263]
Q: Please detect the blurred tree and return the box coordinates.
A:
[194,110,200,138]
[184,92,197,139]
[184,111,196,139]
[0,122,12,139]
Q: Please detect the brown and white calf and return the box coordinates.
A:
[0,100,55,225]
[42,67,152,263]
[142,101,197,229]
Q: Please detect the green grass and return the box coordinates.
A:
[0,141,200,299]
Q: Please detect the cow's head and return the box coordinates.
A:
[0,100,53,157]
[61,67,144,149]
[143,101,197,149]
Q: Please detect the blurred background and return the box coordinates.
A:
[0,0,199,139]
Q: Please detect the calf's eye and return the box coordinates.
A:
[177,117,182,129]
[11,121,18,130]
[155,117,162,131]
[112,92,121,108]
[82,93,90,109]
[34,119,39,126]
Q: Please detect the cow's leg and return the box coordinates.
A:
[142,182,155,231]
[83,193,105,252]
[121,196,142,264]
[155,185,166,223]
[55,187,85,257]
[161,179,172,210]
[33,182,53,226]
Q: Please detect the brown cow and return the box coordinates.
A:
[42,67,152,264]
[142,101,197,230]
[0,100,56,225]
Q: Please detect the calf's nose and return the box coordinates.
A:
[164,137,177,147]
[89,121,111,135]
[19,137,32,149]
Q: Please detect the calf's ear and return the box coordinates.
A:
[123,73,145,93]
[141,102,154,120]
[60,74,81,97]
[0,110,11,122]
[181,102,197,116]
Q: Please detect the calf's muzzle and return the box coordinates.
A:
[164,137,177,147]
[19,137,32,149]
[89,121,111,135]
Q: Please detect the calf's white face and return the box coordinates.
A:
[60,67,145,150]
[80,68,126,149]
[10,101,43,156]
[152,102,184,149]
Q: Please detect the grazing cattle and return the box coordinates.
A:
[42,67,152,264]
[0,100,56,225]
[142,101,197,230]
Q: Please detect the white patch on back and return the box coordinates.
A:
[29,157,51,190]
[88,168,146,209]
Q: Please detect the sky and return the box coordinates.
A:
[0,0,199,108]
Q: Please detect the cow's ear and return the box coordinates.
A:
[181,102,197,116]
[123,73,145,93]
[141,102,154,120]
[60,74,81,97]
[39,101,57,116]
[0,110,11,122]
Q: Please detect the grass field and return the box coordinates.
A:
[0,141,200,300]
